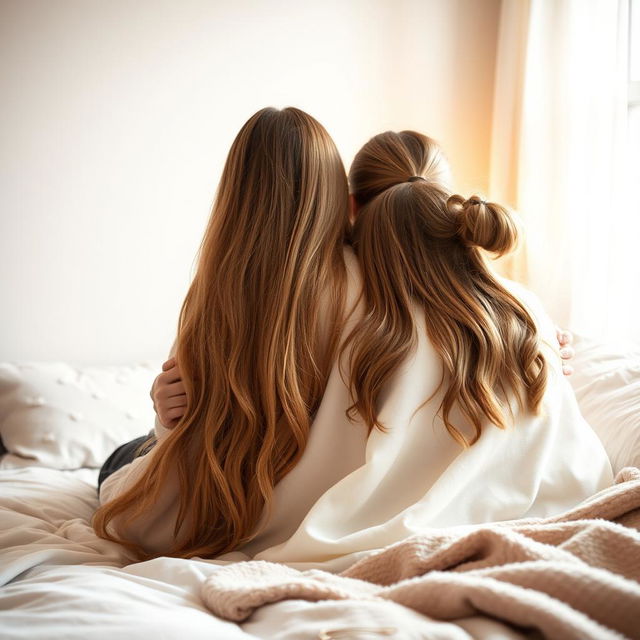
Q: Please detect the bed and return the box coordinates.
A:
[1,335,639,639]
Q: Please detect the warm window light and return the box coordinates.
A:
[491,0,640,343]
[629,0,640,206]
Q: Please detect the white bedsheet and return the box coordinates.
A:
[0,467,533,639]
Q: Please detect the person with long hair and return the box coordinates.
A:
[94,106,362,560]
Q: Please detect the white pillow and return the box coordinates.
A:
[569,335,640,475]
[0,361,161,470]
[2,337,637,474]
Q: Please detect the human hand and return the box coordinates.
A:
[150,357,187,428]
[556,328,574,376]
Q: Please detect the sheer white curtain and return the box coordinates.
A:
[490,0,638,342]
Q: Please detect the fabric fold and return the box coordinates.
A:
[202,467,640,640]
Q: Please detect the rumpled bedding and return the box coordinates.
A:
[0,466,545,640]
[202,466,640,640]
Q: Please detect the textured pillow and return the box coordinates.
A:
[0,361,161,470]
[2,337,638,474]
[569,335,640,475]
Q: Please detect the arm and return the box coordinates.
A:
[150,338,187,439]
[98,338,187,554]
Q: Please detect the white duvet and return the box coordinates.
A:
[1,294,637,638]
[0,466,538,639]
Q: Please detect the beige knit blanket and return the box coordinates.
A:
[202,466,640,640]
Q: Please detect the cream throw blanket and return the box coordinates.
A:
[202,466,640,640]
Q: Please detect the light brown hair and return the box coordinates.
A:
[347,131,547,447]
[93,107,350,559]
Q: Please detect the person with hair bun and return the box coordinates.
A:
[318,131,613,547]
[345,131,569,451]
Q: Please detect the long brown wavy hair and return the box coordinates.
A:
[93,107,350,560]
[346,131,548,447]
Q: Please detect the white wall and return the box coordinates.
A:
[0,0,501,364]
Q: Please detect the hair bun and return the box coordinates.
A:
[447,194,518,255]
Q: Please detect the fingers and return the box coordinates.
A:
[555,328,575,376]
[153,381,186,406]
[157,363,182,384]
[559,346,575,360]
[153,358,187,428]
[162,357,176,371]
[158,406,186,429]
[556,328,573,347]
[165,393,187,410]
[164,406,186,420]
[163,380,186,398]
